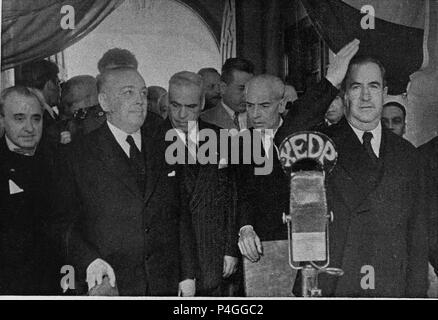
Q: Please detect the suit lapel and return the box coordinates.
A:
[94,124,143,200]
[142,124,163,206]
[330,120,383,213]
[217,104,237,129]
[377,129,396,185]
[186,120,212,208]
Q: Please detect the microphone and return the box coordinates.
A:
[278,131,342,297]
[289,170,328,263]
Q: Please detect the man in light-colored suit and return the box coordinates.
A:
[201,58,254,130]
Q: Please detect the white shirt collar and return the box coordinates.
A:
[260,117,284,158]
[5,135,36,156]
[107,121,142,157]
[5,135,21,152]
[221,100,236,119]
[348,121,382,157]
[175,121,199,144]
[174,121,199,160]
[221,101,247,130]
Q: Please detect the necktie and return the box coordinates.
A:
[126,135,146,194]
[233,111,240,130]
[362,131,378,165]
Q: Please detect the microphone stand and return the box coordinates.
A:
[283,211,343,297]
[301,265,322,297]
[278,131,343,297]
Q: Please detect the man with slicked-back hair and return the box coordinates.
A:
[52,67,197,296]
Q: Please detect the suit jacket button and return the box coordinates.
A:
[145,227,150,233]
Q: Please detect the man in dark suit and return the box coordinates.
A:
[52,67,197,296]
[316,56,428,297]
[16,60,61,130]
[0,86,59,294]
[164,71,238,296]
[237,40,360,262]
[46,75,99,145]
[381,100,407,137]
[64,48,141,139]
[201,58,254,130]
[418,136,438,275]
[198,68,222,111]
[147,86,167,119]
[314,94,345,131]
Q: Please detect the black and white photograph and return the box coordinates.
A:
[1,0,438,310]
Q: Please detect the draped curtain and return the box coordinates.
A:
[300,0,424,95]
[300,0,438,146]
[1,0,124,71]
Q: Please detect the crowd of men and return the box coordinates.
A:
[0,39,437,297]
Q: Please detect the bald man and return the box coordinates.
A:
[52,67,197,296]
[238,40,360,265]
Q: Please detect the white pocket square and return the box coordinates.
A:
[168,171,176,177]
[9,179,24,195]
[218,158,228,169]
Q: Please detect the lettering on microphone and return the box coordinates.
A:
[278,131,338,172]
[360,265,375,290]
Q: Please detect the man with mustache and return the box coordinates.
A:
[201,58,254,130]
[381,99,406,137]
[198,68,222,111]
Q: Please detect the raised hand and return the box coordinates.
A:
[326,39,360,89]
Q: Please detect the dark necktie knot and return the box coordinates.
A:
[233,111,240,130]
[126,135,145,194]
[126,135,137,151]
[362,131,373,143]
[362,131,378,165]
